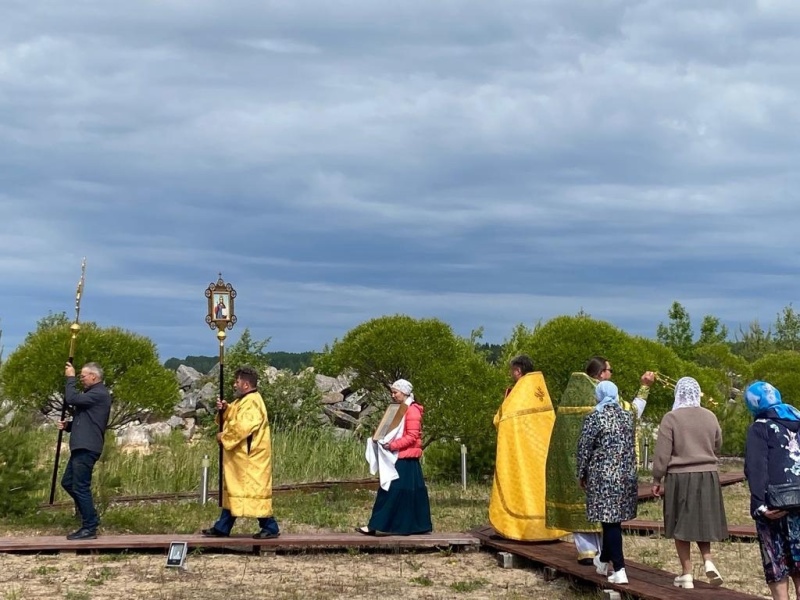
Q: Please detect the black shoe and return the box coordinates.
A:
[66,528,97,540]
[355,526,375,536]
[252,531,280,539]
[201,527,229,537]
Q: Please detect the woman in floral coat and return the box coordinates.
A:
[577,380,638,585]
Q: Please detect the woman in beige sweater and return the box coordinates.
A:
[651,377,728,589]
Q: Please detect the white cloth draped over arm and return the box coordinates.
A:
[364,397,414,491]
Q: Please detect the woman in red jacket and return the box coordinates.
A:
[357,379,433,535]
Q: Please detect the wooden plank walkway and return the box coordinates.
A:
[0,532,478,554]
[624,519,756,540]
[471,525,761,600]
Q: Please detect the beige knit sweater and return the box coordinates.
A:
[651,406,722,484]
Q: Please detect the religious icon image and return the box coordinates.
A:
[214,293,229,320]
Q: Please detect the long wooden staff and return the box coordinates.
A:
[217,329,226,507]
[49,258,86,504]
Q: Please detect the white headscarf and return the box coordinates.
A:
[390,379,415,403]
[673,377,702,410]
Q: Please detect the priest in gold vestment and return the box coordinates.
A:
[202,366,280,539]
[489,355,567,541]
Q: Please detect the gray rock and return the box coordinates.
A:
[315,373,354,395]
[1,409,15,427]
[176,403,197,419]
[359,404,379,419]
[166,416,184,429]
[264,366,280,384]
[146,422,172,439]
[332,401,362,417]
[176,365,203,390]
[115,425,152,447]
[345,389,369,405]
[321,391,345,405]
[322,406,359,429]
[198,383,217,404]
[182,418,197,440]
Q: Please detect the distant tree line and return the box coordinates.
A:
[164,351,318,374]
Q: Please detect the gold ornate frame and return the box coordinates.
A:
[205,274,237,331]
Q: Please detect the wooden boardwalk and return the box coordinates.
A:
[0,532,478,554]
[472,525,761,600]
[624,519,756,540]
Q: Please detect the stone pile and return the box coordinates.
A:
[114,364,381,452]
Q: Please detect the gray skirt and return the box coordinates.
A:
[663,471,728,542]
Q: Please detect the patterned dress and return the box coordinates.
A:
[576,403,638,523]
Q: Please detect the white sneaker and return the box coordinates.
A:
[705,560,723,586]
[593,555,608,576]
[674,574,694,589]
[607,568,628,584]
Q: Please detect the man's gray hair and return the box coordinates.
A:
[83,362,104,380]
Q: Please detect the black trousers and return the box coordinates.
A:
[61,449,101,531]
[599,522,625,570]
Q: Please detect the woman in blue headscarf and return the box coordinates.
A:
[744,381,800,600]
[576,380,638,585]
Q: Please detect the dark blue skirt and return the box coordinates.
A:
[368,458,432,535]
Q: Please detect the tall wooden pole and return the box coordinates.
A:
[49,258,86,504]
[205,273,237,508]
[217,329,226,507]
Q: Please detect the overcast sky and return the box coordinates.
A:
[2,0,799,361]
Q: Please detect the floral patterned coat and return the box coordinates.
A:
[745,409,800,517]
[576,403,638,523]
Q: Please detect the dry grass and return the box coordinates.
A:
[0,550,603,600]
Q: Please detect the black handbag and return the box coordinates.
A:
[767,482,800,510]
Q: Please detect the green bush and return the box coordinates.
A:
[0,409,49,516]
[261,369,324,431]
[752,351,800,406]
[315,315,505,478]
[217,329,325,432]
[0,312,179,428]
[716,400,751,456]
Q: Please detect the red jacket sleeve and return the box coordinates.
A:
[387,404,421,452]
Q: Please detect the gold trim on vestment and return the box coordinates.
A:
[556,407,593,415]
[496,404,555,423]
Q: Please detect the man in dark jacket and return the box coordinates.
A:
[58,361,112,540]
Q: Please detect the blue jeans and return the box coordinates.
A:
[61,449,101,531]
[213,508,279,535]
